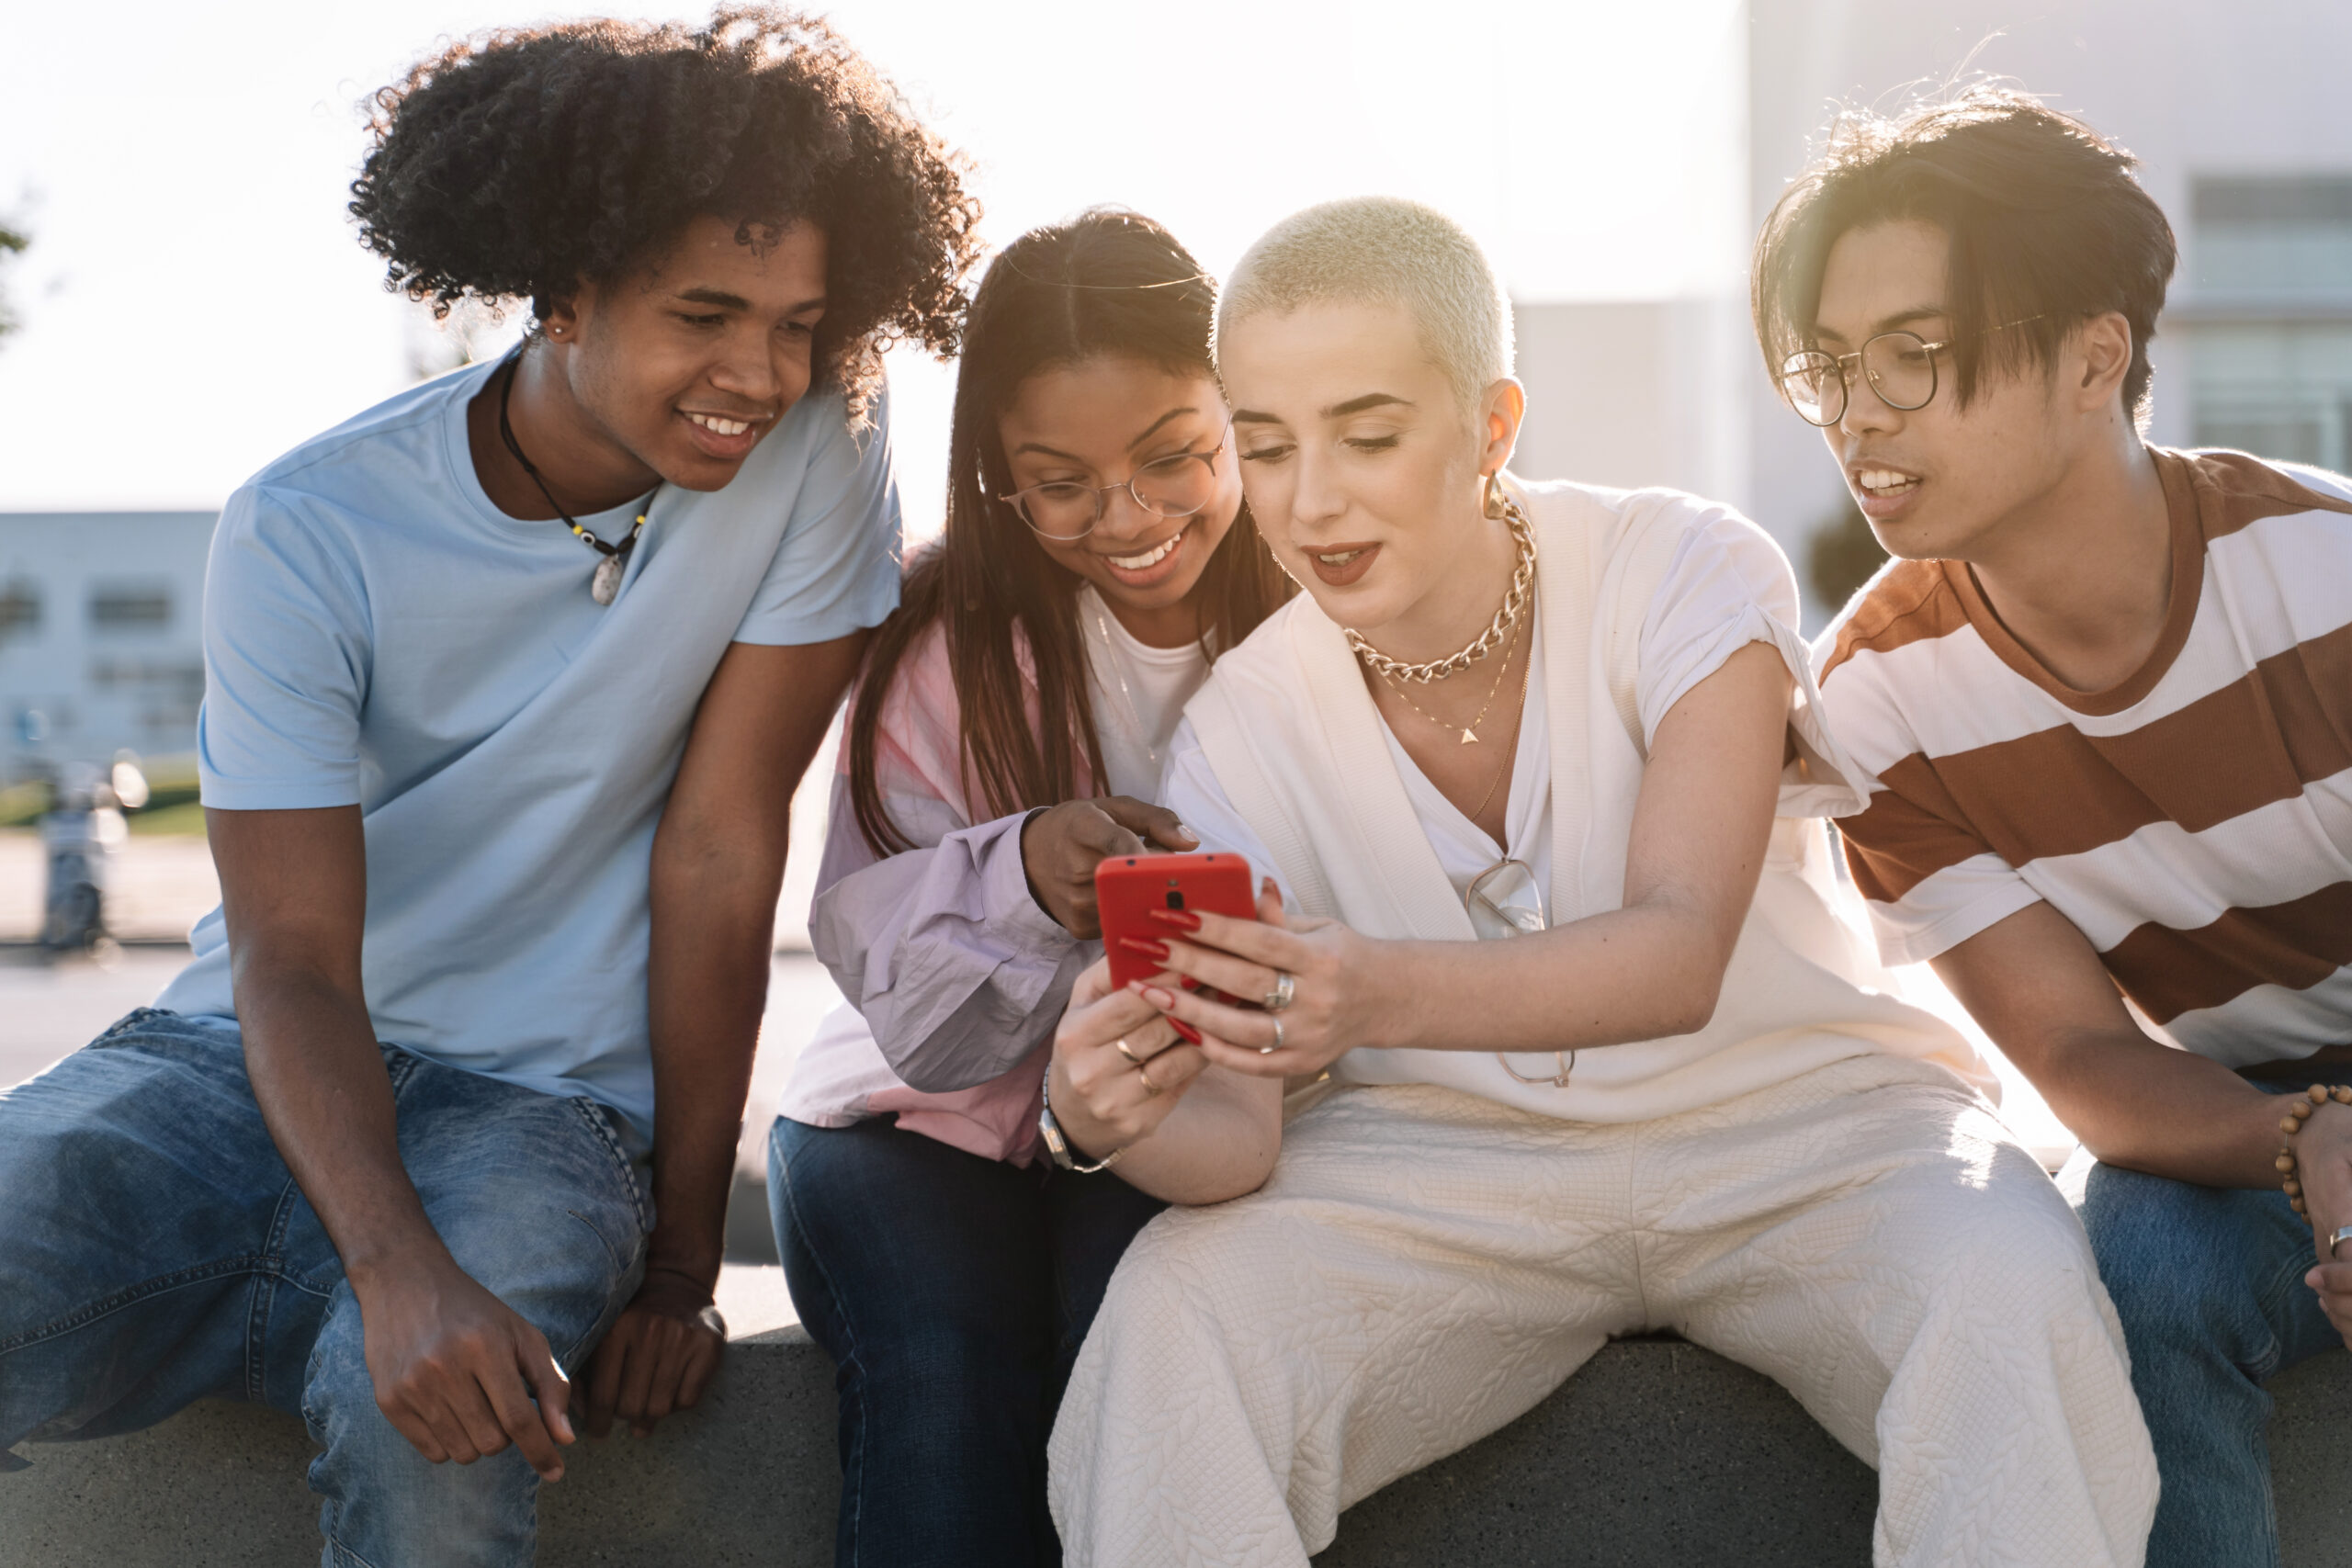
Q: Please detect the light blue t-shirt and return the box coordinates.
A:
[156,357,901,1138]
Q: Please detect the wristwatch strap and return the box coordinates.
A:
[1039,1066,1125,1173]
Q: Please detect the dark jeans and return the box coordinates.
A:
[2064,1089,2345,1568]
[768,1113,1167,1568]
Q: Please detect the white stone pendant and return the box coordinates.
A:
[592,554,625,605]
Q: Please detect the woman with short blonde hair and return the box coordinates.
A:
[1046,197,2157,1568]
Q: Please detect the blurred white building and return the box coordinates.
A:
[1744,0,2352,622]
[0,513,215,775]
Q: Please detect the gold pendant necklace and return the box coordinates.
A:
[1465,638,1535,824]
[1090,600,1160,773]
[1375,613,1522,744]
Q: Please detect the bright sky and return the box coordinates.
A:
[0,0,1745,525]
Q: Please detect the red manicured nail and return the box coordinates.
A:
[1148,908,1203,932]
[1170,1019,1203,1045]
[1117,936,1170,962]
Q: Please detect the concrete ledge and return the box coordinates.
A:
[8,1269,2352,1566]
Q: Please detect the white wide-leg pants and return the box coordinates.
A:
[1048,1053,2156,1568]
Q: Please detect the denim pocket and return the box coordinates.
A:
[87,1007,181,1047]
[564,1096,653,1274]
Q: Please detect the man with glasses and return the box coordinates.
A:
[1768,86,2352,1568]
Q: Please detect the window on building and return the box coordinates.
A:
[2186,175,2352,469]
[0,579,38,639]
[2192,177,2352,298]
[87,581,173,631]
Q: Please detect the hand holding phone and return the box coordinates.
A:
[1095,852,1259,1042]
[1023,797,1198,938]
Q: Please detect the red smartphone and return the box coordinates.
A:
[1096,853,1259,1042]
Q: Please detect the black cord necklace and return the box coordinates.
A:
[496,355,649,605]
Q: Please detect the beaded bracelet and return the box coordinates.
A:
[2275,1084,2352,1218]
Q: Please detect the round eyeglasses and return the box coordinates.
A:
[1776,316,2044,427]
[999,430,1229,542]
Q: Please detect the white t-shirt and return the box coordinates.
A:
[1165,513,1809,924]
[1079,585,1213,801]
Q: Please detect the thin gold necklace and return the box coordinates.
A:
[1089,598,1163,773]
[1465,640,1534,824]
[1374,612,1522,745]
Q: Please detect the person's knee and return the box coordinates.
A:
[1924,1186,2113,1331]
[1087,1201,1286,1352]
[303,1295,538,1566]
[411,1111,646,1367]
[2074,1163,2270,1348]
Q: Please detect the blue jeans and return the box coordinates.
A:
[769,1113,1167,1568]
[2065,1122,2343,1568]
[0,1009,650,1567]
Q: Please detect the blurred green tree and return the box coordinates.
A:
[1806,500,1891,621]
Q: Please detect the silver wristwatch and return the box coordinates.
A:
[1038,1066,1125,1174]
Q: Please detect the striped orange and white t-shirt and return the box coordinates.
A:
[1815,447,2352,1068]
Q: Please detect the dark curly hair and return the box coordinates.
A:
[349,6,981,418]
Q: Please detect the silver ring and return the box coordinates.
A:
[1114,1037,1144,1069]
[1261,1017,1284,1056]
[1263,972,1296,1013]
[2331,1225,2352,1259]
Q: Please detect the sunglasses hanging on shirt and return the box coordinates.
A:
[1464,857,1575,1089]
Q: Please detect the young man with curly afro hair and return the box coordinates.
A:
[0,10,978,1562]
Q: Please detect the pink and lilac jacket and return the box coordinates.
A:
[780,623,1091,1164]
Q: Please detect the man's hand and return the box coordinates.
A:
[582,1266,727,1438]
[1022,796,1196,939]
[2297,1099,2352,1348]
[356,1253,575,1480]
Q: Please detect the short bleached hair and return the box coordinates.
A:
[1216,196,1513,411]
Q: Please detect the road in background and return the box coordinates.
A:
[1,947,845,1254]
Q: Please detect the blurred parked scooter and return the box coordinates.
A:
[40,755,146,955]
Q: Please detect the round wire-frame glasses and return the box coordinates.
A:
[998,429,1230,541]
[1775,315,2044,427]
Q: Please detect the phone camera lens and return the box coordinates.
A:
[1165,890,1185,910]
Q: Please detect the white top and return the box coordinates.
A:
[1167,477,1986,1120]
[1168,513,1812,916]
[1080,586,1214,801]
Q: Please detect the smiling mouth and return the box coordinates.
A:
[1855,467,1921,498]
[1316,547,1368,568]
[685,412,759,437]
[1105,525,1185,571]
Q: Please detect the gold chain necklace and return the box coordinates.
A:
[1374,612,1522,745]
[1345,496,1536,683]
